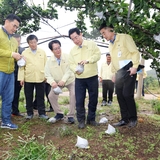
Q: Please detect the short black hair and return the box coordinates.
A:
[48,40,61,51]
[13,33,21,38]
[68,28,81,39]
[99,22,114,31]
[26,34,38,43]
[106,53,110,56]
[5,14,21,23]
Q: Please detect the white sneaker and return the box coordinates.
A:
[101,101,107,106]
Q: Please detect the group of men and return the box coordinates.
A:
[0,13,140,130]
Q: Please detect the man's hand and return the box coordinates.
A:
[79,60,89,65]
[20,80,24,86]
[112,75,115,83]
[128,67,137,75]
[99,77,102,83]
[12,52,22,60]
[58,81,65,87]
[76,71,82,75]
[51,82,58,88]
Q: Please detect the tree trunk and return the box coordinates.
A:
[136,59,145,99]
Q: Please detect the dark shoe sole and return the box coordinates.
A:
[87,121,99,126]
[113,121,129,127]
[128,121,137,128]
[68,121,75,124]
[78,123,85,129]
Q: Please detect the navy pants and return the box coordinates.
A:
[12,77,22,115]
[75,75,98,122]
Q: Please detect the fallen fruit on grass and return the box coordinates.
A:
[138,118,144,123]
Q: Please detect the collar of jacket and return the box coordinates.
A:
[2,27,13,39]
[76,39,88,49]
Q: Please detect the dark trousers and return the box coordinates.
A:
[135,80,145,96]
[44,83,52,108]
[24,82,45,116]
[75,75,98,122]
[102,80,114,102]
[115,74,137,121]
[33,83,52,108]
[12,77,22,114]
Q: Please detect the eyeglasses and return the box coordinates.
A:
[11,22,19,30]
[53,46,61,51]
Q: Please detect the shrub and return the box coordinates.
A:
[151,100,160,114]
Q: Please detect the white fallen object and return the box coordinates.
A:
[17,58,26,67]
[105,124,116,134]
[76,64,84,73]
[53,86,62,95]
[47,117,56,123]
[99,117,108,124]
[75,136,89,149]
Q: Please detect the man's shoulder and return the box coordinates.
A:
[0,28,3,33]
[84,39,96,45]
[37,47,45,52]
[37,48,47,55]
[117,33,132,39]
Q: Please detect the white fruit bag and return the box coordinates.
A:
[105,124,116,134]
[75,136,89,149]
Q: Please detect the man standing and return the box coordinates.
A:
[135,69,147,96]
[0,14,21,129]
[45,40,75,124]
[12,34,25,116]
[18,34,48,120]
[99,23,140,128]
[99,53,114,106]
[68,28,101,129]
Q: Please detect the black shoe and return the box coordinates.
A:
[45,108,54,112]
[68,117,75,124]
[12,113,24,117]
[54,113,64,121]
[101,100,107,106]
[87,120,99,126]
[128,120,137,128]
[113,120,128,127]
[78,121,85,129]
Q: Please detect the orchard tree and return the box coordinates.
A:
[48,0,160,83]
[0,0,58,35]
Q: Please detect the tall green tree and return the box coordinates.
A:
[0,0,58,35]
[48,0,160,83]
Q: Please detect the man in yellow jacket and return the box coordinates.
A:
[135,69,147,96]
[99,53,114,106]
[0,14,21,129]
[68,28,101,129]
[45,40,75,124]
[99,23,140,128]
[18,35,48,120]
